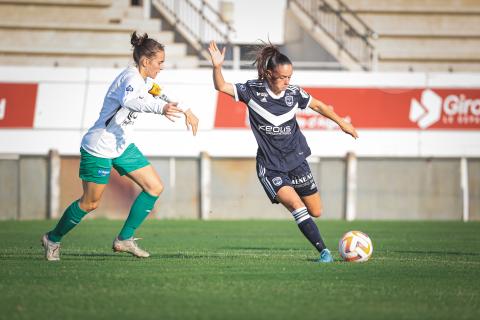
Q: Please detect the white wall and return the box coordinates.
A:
[0,66,479,157]
[207,0,286,44]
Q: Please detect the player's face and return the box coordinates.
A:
[144,50,165,79]
[268,64,293,94]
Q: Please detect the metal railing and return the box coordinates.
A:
[151,0,235,62]
[288,0,377,70]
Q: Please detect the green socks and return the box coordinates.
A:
[48,200,88,243]
[47,192,158,242]
[118,191,158,240]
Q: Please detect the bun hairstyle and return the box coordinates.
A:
[130,31,165,65]
[253,41,292,80]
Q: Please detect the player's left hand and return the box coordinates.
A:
[184,108,199,136]
[162,102,183,122]
[340,121,359,139]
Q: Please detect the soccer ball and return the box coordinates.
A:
[338,230,373,262]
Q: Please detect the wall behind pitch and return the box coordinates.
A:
[1,67,480,158]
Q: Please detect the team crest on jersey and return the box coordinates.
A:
[126,85,133,92]
[272,177,283,186]
[285,95,294,107]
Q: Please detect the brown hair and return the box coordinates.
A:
[130,31,165,65]
[252,41,292,80]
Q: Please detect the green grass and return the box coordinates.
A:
[0,220,479,320]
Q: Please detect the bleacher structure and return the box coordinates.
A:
[0,0,479,72]
[0,0,199,68]
[287,0,480,72]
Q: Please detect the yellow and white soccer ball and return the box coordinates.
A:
[338,230,373,262]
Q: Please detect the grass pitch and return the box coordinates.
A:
[0,220,479,320]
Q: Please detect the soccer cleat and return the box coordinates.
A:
[318,248,334,263]
[41,233,61,261]
[112,237,150,258]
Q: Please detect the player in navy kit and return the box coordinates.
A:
[208,41,358,262]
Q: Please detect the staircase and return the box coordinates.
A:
[287,0,480,72]
[0,0,198,68]
[151,0,235,64]
[342,0,480,72]
[286,0,377,71]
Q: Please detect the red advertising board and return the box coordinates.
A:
[214,87,480,130]
[0,83,38,128]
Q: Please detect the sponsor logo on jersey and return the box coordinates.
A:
[121,111,138,126]
[126,85,134,92]
[285,95,294,106]
[259,125,292,135]
[239,84,246,91]
[272,177,283,186]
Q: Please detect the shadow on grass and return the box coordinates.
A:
[219,246,298,251]
[392,250,480,256]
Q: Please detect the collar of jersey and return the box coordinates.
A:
[265,81,286,99]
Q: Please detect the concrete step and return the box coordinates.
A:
[0,29,178,52]
[0,53,199,68]
[0,0,112,6]
[360,13,480,37]
[378,61,480,72]
[342,0,480,14]
[0,2,125,24]
[0,19,162,34]
[377,38,480,61]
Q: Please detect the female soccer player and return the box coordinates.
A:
[208,41,358,263]
[41,32,199,261]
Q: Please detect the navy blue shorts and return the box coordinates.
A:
[256,159,318,204]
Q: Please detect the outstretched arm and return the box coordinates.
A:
[310,97,359,139]
[208,41,235,97]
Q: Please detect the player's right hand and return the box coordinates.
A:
[162,102,183,122]
[208,41,226,68]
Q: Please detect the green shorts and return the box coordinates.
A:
[79,144,150,184]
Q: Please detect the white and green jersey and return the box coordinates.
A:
[81,66,166,158]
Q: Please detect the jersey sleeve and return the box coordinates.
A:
[297,86,312,110]
[233,82,251,103]
[119,73,166,114]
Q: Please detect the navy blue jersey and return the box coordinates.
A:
[234,80,312,172]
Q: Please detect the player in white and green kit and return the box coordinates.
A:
[41,32,199,261]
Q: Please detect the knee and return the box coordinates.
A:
[145,181,164,197]
[309,205,323,218]
[78,199,100,212]
[310,209,322,218]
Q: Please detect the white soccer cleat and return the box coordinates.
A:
[41,233,61,261]
[112,237,150,258]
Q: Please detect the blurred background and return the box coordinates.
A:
[0,0,479,221]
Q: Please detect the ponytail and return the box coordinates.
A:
[130,31,165,65]
[252,41,291,80]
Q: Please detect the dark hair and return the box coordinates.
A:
[130,31,165,65]
[253,41,292,80]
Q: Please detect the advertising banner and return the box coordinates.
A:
[214,87,480,130]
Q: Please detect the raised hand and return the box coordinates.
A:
[208,41,226,67]
[162,102,183,122]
